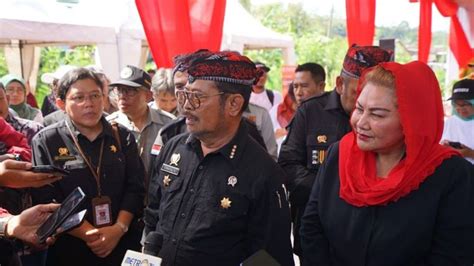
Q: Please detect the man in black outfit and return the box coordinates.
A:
[143,51,294,266]
[278,44,392,261]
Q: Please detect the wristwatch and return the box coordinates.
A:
[116,221,128,234]
[0,216,12,238]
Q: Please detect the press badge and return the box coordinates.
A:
[92,196,113,227]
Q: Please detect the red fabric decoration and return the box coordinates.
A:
[450,15,474,69]
[338,61,459,207]
[345,0,376,46]
[412,0,473,70]
[418,0,433,63]
[433,0,458,16]
[135,0,226,68]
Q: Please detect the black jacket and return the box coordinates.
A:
[278,89,350,255]
[144,121,294,266]
[301,142,474,266]
[31,116,145,265]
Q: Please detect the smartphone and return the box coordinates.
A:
[36,187,86,243]
[31,165,70,176]
[54,209,87,236]
[242,249,279,266]
[448,141,462,149]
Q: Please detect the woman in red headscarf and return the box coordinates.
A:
[300,61,474,266]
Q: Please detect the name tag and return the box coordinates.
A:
[63,157,86,170]
[121,250,162,266]
[161,163,180,176]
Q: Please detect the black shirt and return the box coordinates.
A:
[144,120,294,266]
[278,89,351,256]
[31,116,145,265]
[279,90,351,206]
[300,143,474,266]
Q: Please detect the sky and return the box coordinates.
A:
[251,0,450,31]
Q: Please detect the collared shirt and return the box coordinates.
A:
[154,116,267,152]
[243,103,278,160]
[31,116,145,221]
[144,121,294,266]
[107,108,175,190]
[31,116,145,264]
[250,89,282,111]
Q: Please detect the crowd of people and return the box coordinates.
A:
[0,44,473,266]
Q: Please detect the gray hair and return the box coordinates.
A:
[151,68,174,95]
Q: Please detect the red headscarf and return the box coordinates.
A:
[339,61,459,207]
[277,83,296,128]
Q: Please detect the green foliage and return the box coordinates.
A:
[244,49,284,91]
[294,34,347,90]
[1,46,94,107]
[35,45,95,107]
[245,3,348,91]
[239,0,251,12]
[245,3,449,93]
[0,49,7,77]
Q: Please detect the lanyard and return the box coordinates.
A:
[66,121,105,196]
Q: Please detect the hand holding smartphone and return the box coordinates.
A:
[31,165,70,176]
[36,187,86,243]
[448,141,463,149]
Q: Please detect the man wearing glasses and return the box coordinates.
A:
[107,65,175,195]
[143,51,294,266]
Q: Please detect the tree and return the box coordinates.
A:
[245,3,348,91]
[35,45,95,107]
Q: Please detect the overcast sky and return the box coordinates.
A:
[251,0,450,31]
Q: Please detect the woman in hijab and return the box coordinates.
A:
[0,74,43,123]
[300,61,474,266]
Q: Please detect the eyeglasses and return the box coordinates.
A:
[175,90,224,109]
[453,101,473,108]
[5,87,24,94]
[112,87,141,98]
[67,92,103,104]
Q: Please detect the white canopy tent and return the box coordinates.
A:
[0,0,295,92]
[221,0,296,64]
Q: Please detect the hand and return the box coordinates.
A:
[440,140,450,146]
[7,203,60,246]
[0,154,15,162]
[85,224,124,258]
[458,144,474,159]
[0,160,62,188]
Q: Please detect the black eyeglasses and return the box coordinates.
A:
[112,87,141,98]
[66,92,103,104]
[175,90,224,109]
